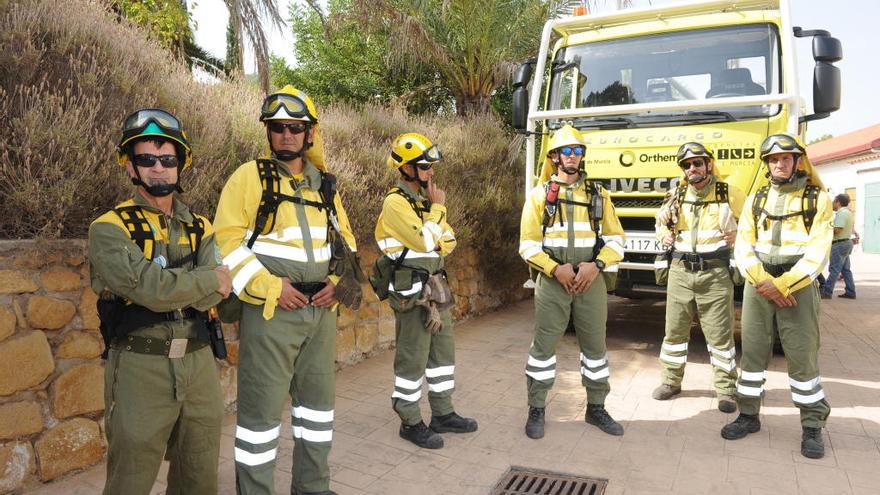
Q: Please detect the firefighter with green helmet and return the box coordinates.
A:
[722,134,833,459]
[372,132,478,450]
[89,108,231,494]
[518,123,626,439]
[652,142,745,413]
[214,85,357,495]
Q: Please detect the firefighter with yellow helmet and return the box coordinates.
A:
[214,85,357,495]
[651,142,745,413]
[722,134,833,459]
[518,124,626,439]
[372,132,477,449]
[89,109,231,494]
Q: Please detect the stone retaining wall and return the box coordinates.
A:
[0,240,529,493]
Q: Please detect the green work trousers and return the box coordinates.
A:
[736,282,831,427]
[234,302,336,494]
[391,305,456,426]
[526,274,610,408]
[103,341,223,495]
[660,264,737,395]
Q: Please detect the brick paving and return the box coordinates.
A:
[29,251,880,495]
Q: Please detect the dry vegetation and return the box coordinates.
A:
[0,0,525,279]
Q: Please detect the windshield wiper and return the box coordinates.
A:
[570,116,634,129]
[663,110,737,123]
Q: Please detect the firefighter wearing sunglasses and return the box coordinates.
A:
[88,108,232,494]
[371,133,477,450]
[722,134,833,459]
[518,124,626,439]
[651,142,745,413]
[213,85,357,495]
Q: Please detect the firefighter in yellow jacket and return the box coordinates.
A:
[652,142,745,413]
[722,134,833,460]
[214,86,356,495]
[519,124,626,439]
[89,109,231,494]
[373,133,478,449]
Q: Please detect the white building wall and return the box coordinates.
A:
[815,155,880,243]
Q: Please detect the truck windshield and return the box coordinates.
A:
[548,24,780,126]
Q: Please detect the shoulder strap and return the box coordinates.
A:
[715,181,728,203]
[751,185,771,228]
[802,184,820,233]
[113,206,155,261]
[182,216,205,258]
[248,159,327,249]
[389,187,428,221]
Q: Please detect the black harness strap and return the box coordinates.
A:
[752,183,820,234]
[114,206,155,261]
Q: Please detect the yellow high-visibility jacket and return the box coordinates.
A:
[734,176,833,297]
[374,182,456,295]
[519,176,625,277]
[656,177,745,256]
[213,158,356,319]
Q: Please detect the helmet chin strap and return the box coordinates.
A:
[687,174,707,184]
[267,128,310,162]
[553,157,582,177]
[130,166,181,198]
[400,166,428,188]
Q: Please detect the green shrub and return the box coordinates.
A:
[0,0,525,283]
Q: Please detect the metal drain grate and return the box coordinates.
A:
[490,466,607,495]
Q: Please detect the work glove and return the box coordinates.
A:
[414,284,444,334]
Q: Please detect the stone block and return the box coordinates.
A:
[335,327,356,363]
[0,401,43,440]
[0,306,15,343]
[0,442,36,493]
[357,302,379,320]
[39,266,82,292]
[219,365,237,409]
[34,418,104,481]
[55,331,103,360]
[338,307,356,328]
[0,332,54,396]
[225,339,240,365]
[65,252,86,267]
[221,322,239,341]
[27,296,76,330]
[0,270,38,295]
[78,289,100,330]
[354,322,378,354]
[13,249,61,270]
[52,363,105,419]
[378,317,395,344]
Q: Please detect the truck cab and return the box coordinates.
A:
[512,0,842,295]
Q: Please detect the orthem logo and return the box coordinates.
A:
[619,151,635,167]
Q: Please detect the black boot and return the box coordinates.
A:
[399,421,444,449]
[721,413,761,440]
[585,404,624,436]
[801,426,825,459]
[430,412,478,433]
[525,406,545,439]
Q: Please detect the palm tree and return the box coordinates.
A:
[352,0,633,115]
[224,0,285,93]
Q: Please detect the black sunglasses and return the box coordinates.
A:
[267,122,308,134]
[133,154,179,168]
[414,163,434,171]
[679,158,706,170]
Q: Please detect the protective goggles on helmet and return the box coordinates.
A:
[676,142,714,164]
[760,134,805,160]
[122,109,182,133]
[260,93,314,122]
[555,146,584,157]
[406,145,442,165]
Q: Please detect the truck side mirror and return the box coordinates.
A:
[812,36,842,116]
[512,59,536,131]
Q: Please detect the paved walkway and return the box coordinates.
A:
[31,251,880,495]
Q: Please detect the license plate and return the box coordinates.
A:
[624,232,662,254]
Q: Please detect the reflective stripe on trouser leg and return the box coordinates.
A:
[235,301,328,495]
[572,276,611,405]
[661,265,696,386]
[392,306,432,425]
[426,308,456,417]
[778,284,830,428]
[289,308,337,494]
[737,282,776,415]
[527,274,572,408]
[695,266,738,395]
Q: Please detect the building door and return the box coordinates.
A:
[865,182,880,254]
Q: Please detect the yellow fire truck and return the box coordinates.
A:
[512,0,842,295]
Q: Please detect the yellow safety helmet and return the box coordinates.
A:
[116,108,192,170]
[261,85,327,171]
[386,133,442,170]
[539,124,585,183]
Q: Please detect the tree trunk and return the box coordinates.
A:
[455,93,492,116]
